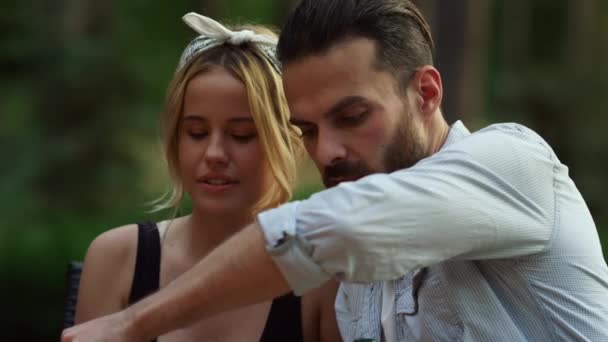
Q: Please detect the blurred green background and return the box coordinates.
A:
[1,0,606,339]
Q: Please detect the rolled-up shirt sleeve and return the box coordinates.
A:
[258,124,556,295]
[258,201,334,294]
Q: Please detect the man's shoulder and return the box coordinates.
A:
[445,122,557,163]
[472,122,552,149]
[433,121,560,204]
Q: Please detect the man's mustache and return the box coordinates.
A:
[322,161,372,187]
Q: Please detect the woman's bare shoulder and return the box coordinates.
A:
[75,224,140,323]
[86,224,139,257]
[82,224,140,292]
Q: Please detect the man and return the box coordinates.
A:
[62,0,608,341]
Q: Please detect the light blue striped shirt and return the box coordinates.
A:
[258,121,608,341]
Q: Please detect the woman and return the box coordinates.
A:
[74,13,340,341]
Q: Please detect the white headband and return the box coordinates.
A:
[177,12,281,73]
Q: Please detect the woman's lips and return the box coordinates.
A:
[197,179,239,194]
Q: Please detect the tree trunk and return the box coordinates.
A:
[431,1,467,123]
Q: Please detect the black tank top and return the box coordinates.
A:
[128,222,303,341]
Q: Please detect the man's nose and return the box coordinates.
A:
[313,128,347,167]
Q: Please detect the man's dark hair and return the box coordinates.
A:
[278,0,434,88]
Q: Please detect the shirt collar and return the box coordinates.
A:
[440,120,470,151]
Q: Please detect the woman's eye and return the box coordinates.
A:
[300,127,316,139]
[232,134,257,143]
[294,125,316,139]
[188,131,208,140]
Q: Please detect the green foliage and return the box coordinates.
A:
[485,0,608,230]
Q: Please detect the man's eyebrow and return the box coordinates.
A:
[289,96,367,126]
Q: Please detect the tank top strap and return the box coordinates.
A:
[128,221,161,305]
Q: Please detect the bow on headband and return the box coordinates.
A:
[177,12,281,72]
[183,12,277,46]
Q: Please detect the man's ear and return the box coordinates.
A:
[411,66,443,121]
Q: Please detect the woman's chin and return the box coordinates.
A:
[193,199,251,216]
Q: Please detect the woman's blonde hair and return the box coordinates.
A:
[153,25,302,216]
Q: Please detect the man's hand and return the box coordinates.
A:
[61,310,144,342]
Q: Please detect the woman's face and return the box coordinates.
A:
[178,66,268,215]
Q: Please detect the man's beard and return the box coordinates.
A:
[384,111,426,173]
[322,111,426,188]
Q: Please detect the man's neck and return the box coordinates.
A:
[427,113,450,155]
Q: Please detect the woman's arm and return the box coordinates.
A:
[74,225,138,323]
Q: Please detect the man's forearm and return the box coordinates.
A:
[127,223,290,340]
